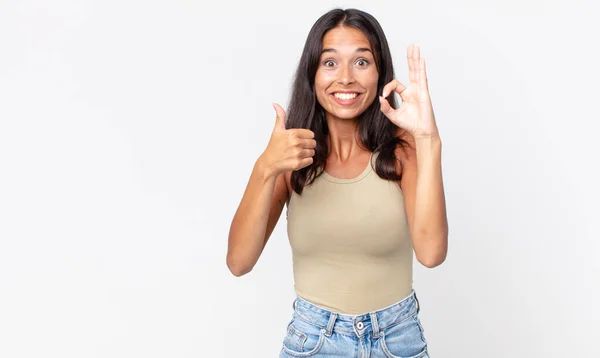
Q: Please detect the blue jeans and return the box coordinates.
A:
[279,290,429,357]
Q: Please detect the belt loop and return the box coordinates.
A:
[324,312,337,337]
[369,312,380,338]
[293,298,297,311]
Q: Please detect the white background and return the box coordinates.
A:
[1,0,598,357]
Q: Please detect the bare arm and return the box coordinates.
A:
[381,44,448,268]
[398,132,448,268]
[226,103,315,277]
[226,160,288,276]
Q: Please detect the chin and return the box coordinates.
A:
[332,113,362,120]
[328,107,368,120]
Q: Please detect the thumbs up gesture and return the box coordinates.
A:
[259,103,317,177]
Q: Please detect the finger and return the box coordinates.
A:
[299,148,316,158]
[379,96,395,117]
[289,156,314,171]
[420,57,428,90]
[382,79,407,98]
[406,44,412,83]
[272,102,286,130]
[297,157,314,170]
[413,45,420,85]
[291,129,315,139]
[407,44,415,84]
[299,138,317,149]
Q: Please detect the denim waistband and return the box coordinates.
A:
[291,290,420,338]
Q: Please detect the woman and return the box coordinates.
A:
[227,8,448,357]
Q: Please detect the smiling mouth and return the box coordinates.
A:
[330,92,362,105]
[332,92,359,100]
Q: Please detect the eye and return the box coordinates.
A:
[356,58,369,66]
[323,60,336,67]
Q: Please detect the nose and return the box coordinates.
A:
[337,66,355,85]
[341,77,354,85]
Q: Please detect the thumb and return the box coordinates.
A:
[272,103,287,131]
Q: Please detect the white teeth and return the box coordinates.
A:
[333,93,358,100]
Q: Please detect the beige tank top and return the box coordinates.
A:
[286,151,413,315]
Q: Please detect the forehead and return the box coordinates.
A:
[321,26,372,51]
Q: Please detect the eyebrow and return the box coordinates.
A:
[321,47,372,54]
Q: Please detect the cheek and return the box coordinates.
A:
[362,75,379,102]
[315,71,334,88]
[366,71,379,90]
[314,72,332,105]
[315,92,328,108]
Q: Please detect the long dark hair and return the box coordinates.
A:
[287,8,409,195]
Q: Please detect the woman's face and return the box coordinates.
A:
[315,26,379,122]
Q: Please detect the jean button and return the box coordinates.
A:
[356,321,364,329]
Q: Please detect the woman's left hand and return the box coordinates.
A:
[379,44,439,139]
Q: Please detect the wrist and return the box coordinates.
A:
[415,134,441,146]
[255,155,279,181]
[414,135,442,156]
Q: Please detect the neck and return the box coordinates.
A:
[325,115,366,161]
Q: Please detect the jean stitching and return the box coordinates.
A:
[294,311,326,330]
[413,316,427,344]
[281,329,325,357]
[380,330,429,358]
[378,305,418,331]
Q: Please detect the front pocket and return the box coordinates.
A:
[283,324,307,352]
[281,316,326,357]
[379,314,428,358]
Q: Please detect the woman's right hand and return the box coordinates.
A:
[259,103,317,178]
